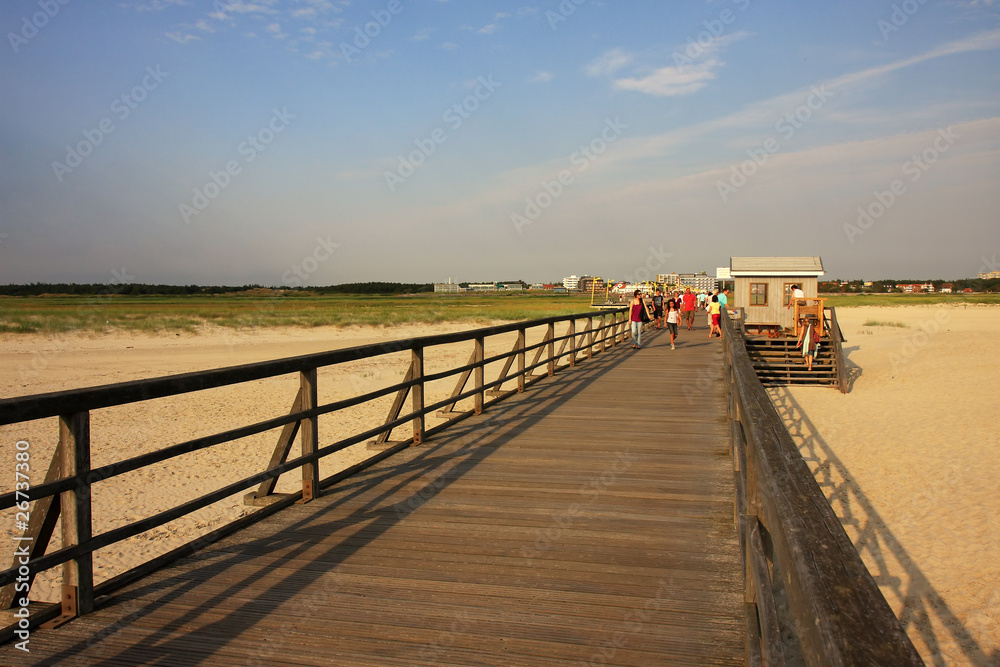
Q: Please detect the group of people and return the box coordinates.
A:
[627,286,731,349]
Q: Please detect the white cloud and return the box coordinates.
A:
[478,23,498,34]
[165,30,199,43]
[528,71,553,83]
[441,42,459,50]
[613,60,720,97]
[413,28,434,41]
[585,48,633,77]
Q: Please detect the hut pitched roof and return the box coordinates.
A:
[730,256,824,276]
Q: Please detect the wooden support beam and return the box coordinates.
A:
[0,442,63,609]
[517,328,525,393]
[246,388,302,504]
[411,348,424,445]
[376,363,414,444]
[437,349,476,416]
[299,369,319,503]
[567,319,576,367]
[546,323,555,377]
[43,412,94,628]
[474,337,484,415]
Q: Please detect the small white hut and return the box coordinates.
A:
[730,257,825,331]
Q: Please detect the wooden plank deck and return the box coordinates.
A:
[0,324,745,666]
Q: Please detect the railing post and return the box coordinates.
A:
[587,318,594,359]
[568,319,576,367]
[600,314,607,352]
[45,411,94,628]
[412,347,424,445]
[474,337,484,414]
[300,368,319,502]
[546,323,555,376]
[612,312,619,347]
[517,328,525,393]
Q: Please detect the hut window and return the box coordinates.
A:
[750,283,768,306]
[783,283,795,306]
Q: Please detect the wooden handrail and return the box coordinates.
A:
[825,307,849,394]
[0,309,627,632]
[721,307,921,665]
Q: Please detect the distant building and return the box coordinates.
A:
[979,271,1000,280]
[498,281,525,291]
[563,275,580,290]
[896,283,934,293]
[579,276,606,293]
[678,272,717,293]
[657,273,679,286]
[434,280,461,293]
[467,282,497,292]
[940,283,954,293]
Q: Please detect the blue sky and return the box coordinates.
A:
[1,0,998,286]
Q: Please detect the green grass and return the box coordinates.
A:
[824,293,1000,307]
[0,292,601,335]
[861,319,908,328]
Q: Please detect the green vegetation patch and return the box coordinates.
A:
[861,320,908,328]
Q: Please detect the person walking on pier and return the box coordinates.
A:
[665,298,681,349]
[629,290,645,349]
[681,287,697,330]
[652,289,664,329]
[708,294,722,338]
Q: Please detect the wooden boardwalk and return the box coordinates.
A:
[1,324,744,666]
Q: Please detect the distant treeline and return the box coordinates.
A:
[309,282,433,295]
[0,282,434,296]
[819,278,1000,293]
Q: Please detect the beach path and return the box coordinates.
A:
[0,325,744,666]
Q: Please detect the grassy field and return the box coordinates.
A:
[0,291,996,335]
[822,293,1000,307]
[0,292,599,334]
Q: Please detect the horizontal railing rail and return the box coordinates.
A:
[0,309,628,637]
[721,307,922,665]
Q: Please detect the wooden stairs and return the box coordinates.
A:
[742,307,849,392]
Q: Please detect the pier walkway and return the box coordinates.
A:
[0,326,744,666]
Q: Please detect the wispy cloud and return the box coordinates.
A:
[585,48,633,77]
[593,33,748,98]
[528,71,553,83]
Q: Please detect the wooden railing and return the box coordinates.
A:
[824,307,849,394]
[721,307,922,665]
[0,310,628,639]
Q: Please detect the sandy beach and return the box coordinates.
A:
[1,307,998,664]
[0,321,528,605]
[768,304,1000,666]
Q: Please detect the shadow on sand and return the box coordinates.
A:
[768,387,998,667]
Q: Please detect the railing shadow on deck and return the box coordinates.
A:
[767,387,997,667]
[10,334,646,667]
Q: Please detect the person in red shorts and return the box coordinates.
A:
[681,287,697,330]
